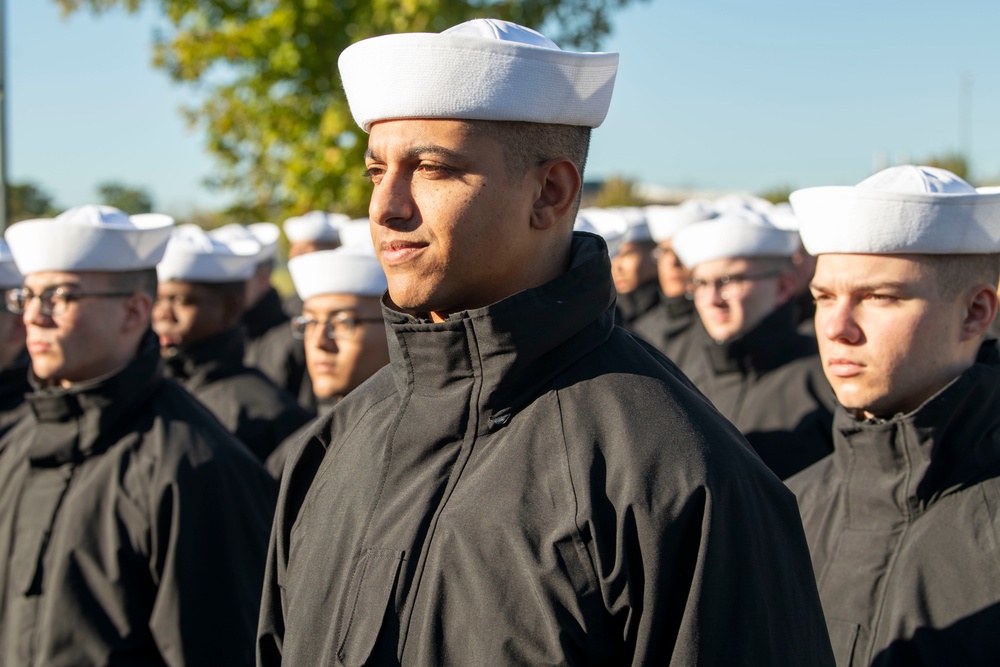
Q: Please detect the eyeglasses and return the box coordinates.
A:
[687,270,783,301]
[5,286,135,318]
[291,313,383,341]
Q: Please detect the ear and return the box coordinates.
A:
[774,271,798,307]
[959,284,998,341]
[221,293,246,329]
[529,158,581,231]
[122,293,153,335]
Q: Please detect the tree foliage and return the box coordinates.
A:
[96,181,155,214]
[57,0,643,220]
[921,153,969,181]
[8,182,60,223]
[588,176,648,208]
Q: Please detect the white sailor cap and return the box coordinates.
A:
[0,240,22,288]
[210,222,280,263]
[575,208,629,258]
[645,199,718,243]
[790,166,1000,255]
[714,193,776,215]
[283,211,350,244]
[289,246,387,301]
[338,18,619,132]
[157,224,261,283]
[672,209,801,268]
[5,205,174,275]
[338,218,375,251]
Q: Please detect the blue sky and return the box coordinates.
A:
[9,0,1000,215]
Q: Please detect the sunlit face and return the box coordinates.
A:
[611,241,658,294]
[812,254,975,419]
[302,293,388,400]
[153,281,234,351]
[364,119,538,321]
[654,240,692,298]
[690,257,790,343]
[23,271,133,386]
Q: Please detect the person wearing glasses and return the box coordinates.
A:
[0,205,275,666]
[264,241,389,478]
[671,208,835,479]
[154,224,311,463]
[257,19,834,666]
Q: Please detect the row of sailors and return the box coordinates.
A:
[0,15,997,665]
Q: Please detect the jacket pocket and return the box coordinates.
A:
[337,549,405,667]
[826,618,861,667]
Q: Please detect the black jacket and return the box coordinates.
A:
[265,395,338,479]
[677,300,836,479]
[615,278,660,327]
[628,293,699,366]
[164,328,312,462]
[788,340,1000,667]
[243,287,315,412]
[0,333,275,666]
[0,350,30,442]
[257,233,834,666]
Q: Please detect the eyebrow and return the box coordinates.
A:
[23,282,82,292]
[810,280,912,293]
[364,145,467,163]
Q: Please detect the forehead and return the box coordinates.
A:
[24,270,106,290]
[304,293,380,315]
[692,256,753,278]
[813,254,934,289]
[158,281,220,298]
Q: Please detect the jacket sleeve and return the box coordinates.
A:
[566,383,835,665]
[147,433,277,667]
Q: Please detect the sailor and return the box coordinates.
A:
[280,210,349,316]
[0,240,29,441]
[630,199,715,364]
[154,224,312,462]
[788,165,1000,666]
[257,19,833,666]
[0,205,275,665]
[211,222,314,410]
[265,220,389,478]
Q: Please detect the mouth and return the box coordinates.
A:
[827,357,864,378]
[380,239,428,266]
[27,340,51,354]
[310,361,338,375]
[158,334,181,348]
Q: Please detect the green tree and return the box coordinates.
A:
[96,181,154,214]
[757,185,793,205]
[922,153,969,181]
[589,176,648,208]
[58,0,643,220]
[8,182,60,223]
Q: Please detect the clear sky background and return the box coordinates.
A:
[8,0,1000,215]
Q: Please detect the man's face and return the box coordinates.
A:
[22,271,132,386]
[302,293,389,400]
[654,240,692,298]
[364,119,537,320]
[691,257,789,343]
[153,281,234,351]
[811,254,971,419]
[611,241,657,294]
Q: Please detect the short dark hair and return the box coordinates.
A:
[467,120,592,181]
[922,254,1000,299]
[106,268,158,300]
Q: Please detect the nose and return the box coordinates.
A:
[821,299,863,345]
[310,325,339,353]
[369,168,414,231]
[23,294,49,328]
[152,299,176,323]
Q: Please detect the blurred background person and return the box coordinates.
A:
[0,240,29,440]
[281,210,347,317]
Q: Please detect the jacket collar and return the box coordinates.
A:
[382,232,615,433]
[616,279,661,322]
[163,327,246,389]
[833,339,1000,518]
[704,299,802,376]
[24,330,163,467]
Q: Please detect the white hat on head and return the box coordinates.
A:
[338,18,619,132]
[210,223,280,263]
[338,218,375,251]
[4,205,174,275]
[672,209,801,268]
[0,240,22,288]
[283,211,349,244]
[575,208,629,258]
[157,224,261,283]
[289,247,387,301]
[714,193,775,215]
[645,200,717,242]
[613,207,652,244]
[790,166,1000,255]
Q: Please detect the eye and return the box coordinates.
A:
[362,166,385,183]
[811,292,833,305]
[864,293,898,304]
[416,162,455,177]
